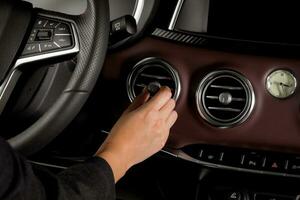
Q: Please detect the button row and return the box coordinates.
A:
[34,18,71,34]
[22,17,73,56]
[182,145,300,176]
[23,36,72,56]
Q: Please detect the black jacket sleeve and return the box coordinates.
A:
[0,137,116,200]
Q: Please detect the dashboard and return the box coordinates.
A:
[102,36,300,178]
[95,0,300,180]
[20,0,300,176]
[14,0,300,198]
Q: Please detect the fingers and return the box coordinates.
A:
[160,99,176,117]
[143,87,172,111]
[132,87,178,129]
[126,89,150,113]
[161,98,177,128]
[166,111,178,128]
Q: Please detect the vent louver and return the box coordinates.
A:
[127,58,181,102]
[196,70,255,128]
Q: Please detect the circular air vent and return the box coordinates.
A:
[127,57,181,102]
[196,70,255,128]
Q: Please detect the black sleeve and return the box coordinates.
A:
[0,137,116,200]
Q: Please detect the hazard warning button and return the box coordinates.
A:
[264,156,288,172]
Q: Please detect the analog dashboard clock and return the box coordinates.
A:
[266,69,297,99]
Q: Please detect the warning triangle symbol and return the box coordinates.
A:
[272,162,278,168]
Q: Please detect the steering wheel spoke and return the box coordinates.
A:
[0,13,80,115]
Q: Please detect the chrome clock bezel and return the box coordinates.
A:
[266,69,297,99]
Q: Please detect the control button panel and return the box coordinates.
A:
[182,145,300,178]
[22,16,74,57]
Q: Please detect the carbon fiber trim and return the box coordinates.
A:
[152,28,206,45]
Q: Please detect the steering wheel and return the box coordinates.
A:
[0,0,109,155]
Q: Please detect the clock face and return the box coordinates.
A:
[266,70,297,99]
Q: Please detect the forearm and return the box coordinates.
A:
[56,157,116,200]
[0,137,115,200]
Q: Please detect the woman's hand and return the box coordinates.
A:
[96,87,178,182]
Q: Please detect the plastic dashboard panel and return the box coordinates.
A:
[101,36,300,176]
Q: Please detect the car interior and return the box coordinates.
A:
[1,0,300,199]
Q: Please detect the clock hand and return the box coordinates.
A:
[273,81,292,87]
[282,83,292,87]
[280,84,287,96]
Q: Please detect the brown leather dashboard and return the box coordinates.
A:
[102,37,300,154]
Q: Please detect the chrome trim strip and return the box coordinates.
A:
[0,14,80,115]
[161,149,179,157]
[231,97,246,102]
[133,0,145,24]
[168,0,185,30]
[164,149,300,179]
[140,73,173,80]
[207,107,241,112]
[30,161,68,170]
[206,96,245,102]
[0,70,22,114]
[100,130,110,135]
[206,96,219,100]
[210,85,243,90]
[136,83,147,88]
[55,33,72,36]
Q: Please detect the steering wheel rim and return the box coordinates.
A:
[7,0,110,155]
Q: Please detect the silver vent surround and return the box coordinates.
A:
[196,70,255,128]
[127,57,181,102]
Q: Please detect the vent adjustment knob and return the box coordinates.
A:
[147,81,161,96]
[127,57,181,102]
[219,92,233,105]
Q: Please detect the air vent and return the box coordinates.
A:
[127,57,181,102]
[196,70,255,128]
